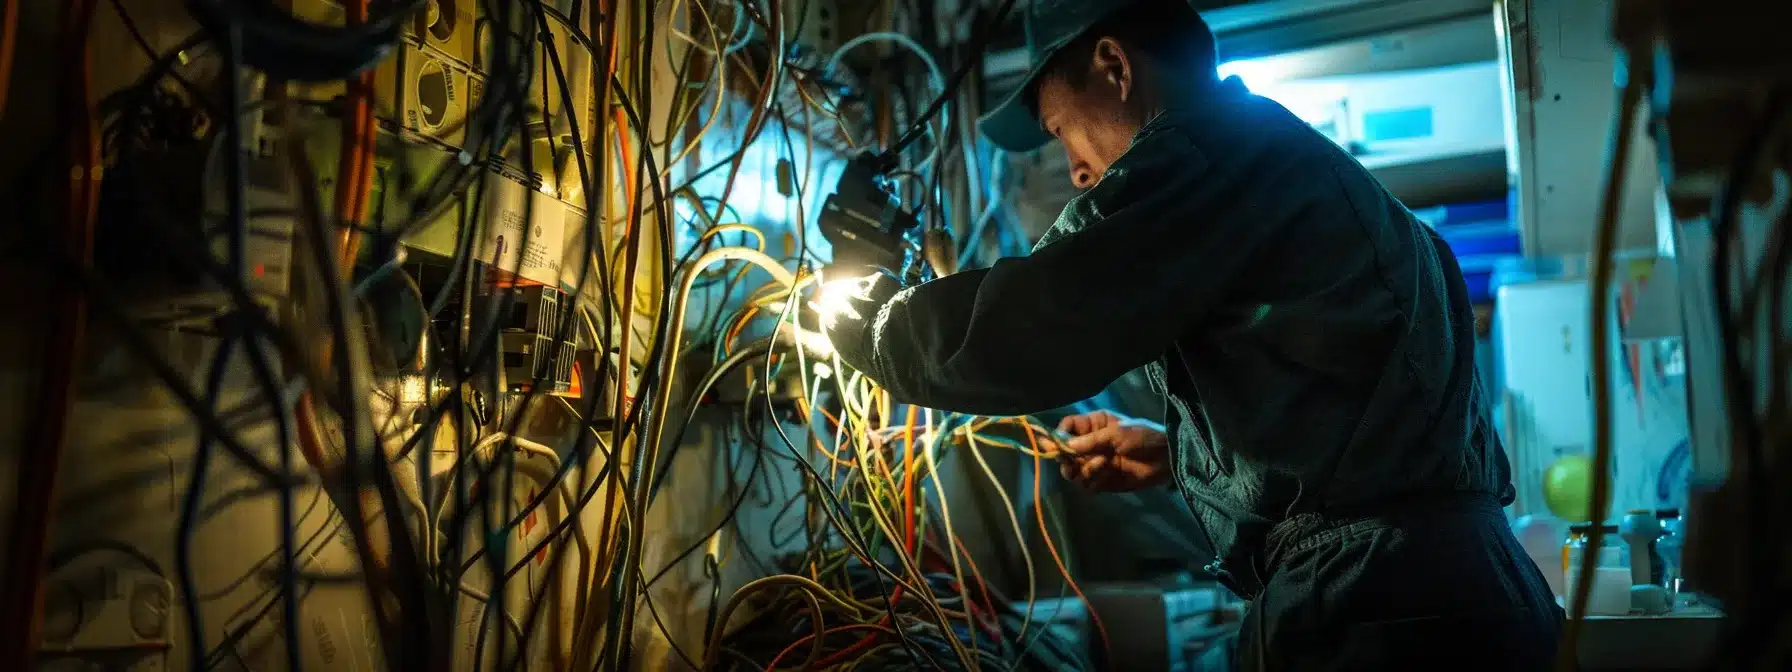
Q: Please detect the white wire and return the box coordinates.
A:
[825,32,948,172]
[960,150,1008,268]
[439,432,588,592]
[826,32,945,94]
[457,582,529,649]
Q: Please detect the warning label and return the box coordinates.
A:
[478,172,566,286]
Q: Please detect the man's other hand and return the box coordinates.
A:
[1056,411,1171,492]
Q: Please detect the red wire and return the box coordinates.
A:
[765,623,891,670]
[0,0,18,116]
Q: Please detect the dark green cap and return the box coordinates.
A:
[976,0,1146,152]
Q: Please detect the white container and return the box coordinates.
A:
[1564,546,1632,616]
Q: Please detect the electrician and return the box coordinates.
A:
[821,0,1563,668]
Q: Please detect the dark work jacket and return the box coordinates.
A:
[827,79,1515,598]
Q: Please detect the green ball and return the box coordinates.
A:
[1543,454,1596,522]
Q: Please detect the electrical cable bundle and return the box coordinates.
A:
[1563,28,1792,670]
[0,0,1070,670]
[683,404,1104,671]
[1701,88,1792,669]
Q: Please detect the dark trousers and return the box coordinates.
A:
[1223,495,1563,671]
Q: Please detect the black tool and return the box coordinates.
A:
[818,153,920,280]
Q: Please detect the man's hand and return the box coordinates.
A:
[817,271,899,365]
[1057,411,1171,492]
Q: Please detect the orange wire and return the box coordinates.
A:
[722,306,757,352]
[351,69,377,235]
[0,0,18,117]
[950,530,1002,639]
[334,0,375,268]
[1023,422,1112,666]
[792,397,849,465]
[901,406,919,556]
[571,5,627,658]
[4,2,100,664]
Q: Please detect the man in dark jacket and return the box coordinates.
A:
[823,0,1563,668]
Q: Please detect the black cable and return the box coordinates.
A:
[221,11,252,450]
[403,5,614,536]
[284,132,417,666]
[48,256,291,489]
[647,334,777,499]
[184,0,422,82]
[104,0,213,111]
[595,83,687,672]
[636,572,706,671]
[878,0,1019,167]
[755,123,931,670]
[68,38,361,435]
[644,401,769,591]
[598,3,669,658]
[217,21,306,669]
[703,553,724,652]
[413,0,550,569]
[452,6,547,669]
[176,333,238,672]
[723,414,782,579]
[438,12,651,666]
[1710,87,1792,664]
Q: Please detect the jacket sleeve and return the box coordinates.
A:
[827,120,1288,416]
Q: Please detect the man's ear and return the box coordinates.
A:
[1092,37,1133,102]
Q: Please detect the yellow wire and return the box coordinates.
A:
[814,356,976,668]
[921,409,979,653]
[964,427,1040,660]
[661,0,730,177]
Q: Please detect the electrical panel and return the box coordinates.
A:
[413,0,478,68]
[475,284,576,394]
[377,41,474,148]
[213,146,298,301]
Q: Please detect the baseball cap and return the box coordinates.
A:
[977,0,1146,153]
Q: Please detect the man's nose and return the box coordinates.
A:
[1070,164,1097,189]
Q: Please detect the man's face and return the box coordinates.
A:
[1033,39,1149,190]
